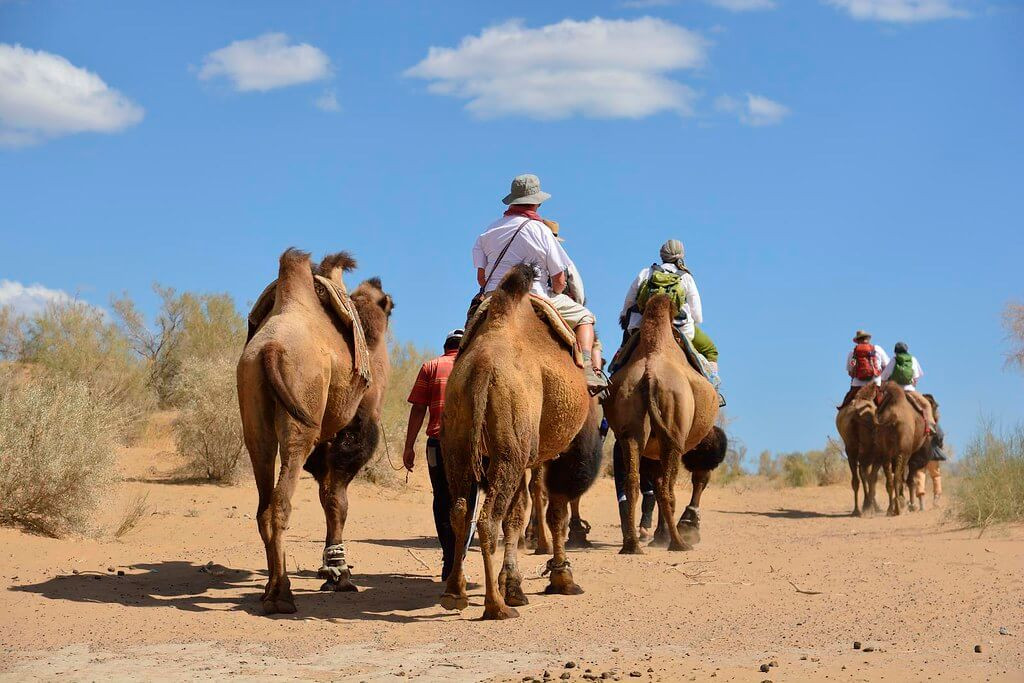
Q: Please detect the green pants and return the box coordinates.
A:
[692,325,718,363]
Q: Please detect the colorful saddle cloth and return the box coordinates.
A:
[462,293,584,369]
[247,274,373,386]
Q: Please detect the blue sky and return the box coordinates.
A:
[1,0,1021,463]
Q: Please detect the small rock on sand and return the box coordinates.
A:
[759,664,770,673]
[974,645,983,653]
[560,674,571,681]
[565,662,577,669]
[853,641,862,650]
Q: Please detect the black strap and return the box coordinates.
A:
[480,218,531,292]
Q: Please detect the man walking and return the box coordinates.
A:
[403,329,477,580]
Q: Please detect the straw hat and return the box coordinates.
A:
[542,219,564,242]
[853,330,872,342]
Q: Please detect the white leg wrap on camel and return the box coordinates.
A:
[319,543,350,580]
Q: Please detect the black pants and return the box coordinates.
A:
[426,437,478,579]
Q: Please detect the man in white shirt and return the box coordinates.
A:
[472,174,605,389]
[840,330,889,408]
[880,341,935,432]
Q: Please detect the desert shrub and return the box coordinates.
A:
[757,449,780,479]
[780,452,814,487]
[952,424,1024,528]
[1004,302,1024,370]
[18,300,152,442]
[775,440,846,487]
[814,438,847,486]
[0,305,24,359]
[0,370,119,536]
[713,440,746,484]
[171,356,246,482]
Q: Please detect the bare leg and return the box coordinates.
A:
[677,468,710,545]
[544,491,584,595]
[576,323,595,366]
[498,476,530,607]
[618,437,644,554]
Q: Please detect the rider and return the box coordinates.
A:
[840,329,889,409]
[472,174,606,389]
[618,239,719,376]
[881,341,936,433]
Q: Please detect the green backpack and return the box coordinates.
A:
[636,264,687,316]
[891,352,915,385]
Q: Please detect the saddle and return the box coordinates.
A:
[609,327,725,406]
[462,293,584,369]
[247,275,373,386]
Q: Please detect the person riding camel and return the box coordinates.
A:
[840,329,889,409]
[618,239,719,380]
[471,174,607,390]
[881,341,936,434]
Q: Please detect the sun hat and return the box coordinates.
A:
[444,328,465,346]
[542,219,565,242]
[853,330,872,342]
[503,174,551,206]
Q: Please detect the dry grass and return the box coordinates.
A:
[0,369,119,537]
[113,492,150,538]
[952,423,1024,529]
[172,356,246,483]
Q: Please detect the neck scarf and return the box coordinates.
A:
[504,205,542,221]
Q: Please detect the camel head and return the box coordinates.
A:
[316,251,357,287]
[351,277,394,347]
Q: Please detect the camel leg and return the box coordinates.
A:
[848,456,862,517]
[315,454,358,593]
[262,425,317,614]
[617,437,644,555]
[565,497,593,549]
[498,475,530,607]
[246,428,278,607]
[544,491,584,595]
[677,468,710,545]
[478,460,525,621]
[884,459,898,516]
[857,461,873,516]
[649,499,669,548]
[529,468,551,555]
[653,452,690,551]
[440,486,472,612]
[894,456,907,516]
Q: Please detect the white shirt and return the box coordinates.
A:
[845,344,891,387]
[620,263,703,337]
[880,355,924,391]
[473,215,570,298]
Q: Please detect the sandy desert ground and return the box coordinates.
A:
[1,421,1021,682]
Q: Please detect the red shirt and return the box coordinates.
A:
[407,350,458,439]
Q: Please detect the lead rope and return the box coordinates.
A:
[378,418,410,483]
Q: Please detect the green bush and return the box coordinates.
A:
[0,370,119,536]
[952,424,1024,528]
[172,356,246,482]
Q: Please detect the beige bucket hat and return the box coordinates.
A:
[853,329,872,342]
[503,173,551,205]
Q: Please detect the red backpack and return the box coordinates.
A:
[850,343,881,381]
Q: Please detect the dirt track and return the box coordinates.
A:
[2,434,1021,682]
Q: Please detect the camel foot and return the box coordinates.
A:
[262,597,297,615]
[440,592,469,611]
[565,530,592,549]
[319,578,358,592]
[646,533,669,549]
[504,580,529,607]
[481,604,519,620]
[668,539,694,552]
[533,542,552,556]
[619,540,644,555]
[852,507,862,518]
[677,522,701,546]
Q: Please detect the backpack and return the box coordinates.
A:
[850,343,880,381]
[636,264,687,316]
[891,352,915,385]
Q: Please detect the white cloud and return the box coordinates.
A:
[0,280,75,316]
[825,0,969,22]
[405,17,708,120]
[716,92,790,126]
[0,43,143,147]
[314,89,340,112]
[198,33,332,92]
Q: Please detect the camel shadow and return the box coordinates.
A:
[10,561,455,623]
[718,508,849,520]
[361,535,446,550]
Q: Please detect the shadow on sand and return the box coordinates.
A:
[718,508,850,520]
[10,561,454,623]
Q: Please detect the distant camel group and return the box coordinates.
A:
[237,250,723,618]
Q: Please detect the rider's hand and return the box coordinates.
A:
[402,446,416,472]
[618,314,628,331]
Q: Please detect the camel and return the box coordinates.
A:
[439,264,591,620]
[604,294,719,554]
[645,425,728,548]
[875,382,930,516]
[836,384,885,516]
[237,248,393,614]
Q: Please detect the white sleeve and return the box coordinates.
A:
[880,357,895,381]
[683,274,702,324]
[845,351,854,374]
[876,346,891,369]
[472,235,487,269]
[542,226,570,276]
[620,269,646,319]
[913,357,923,381]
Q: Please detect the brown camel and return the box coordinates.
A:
[604,294,719,554]
[237,248,393,614]
[440,264,591,620]
[836,384,885,517]
[875,382,929,516]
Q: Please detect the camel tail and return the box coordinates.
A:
[467,366,492,484]
[261,342,318,428]
[643,373,676,453]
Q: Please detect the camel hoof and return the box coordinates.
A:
[504,582,529,607]
[440,592,469,611]
[852,508,862,517]
[677,522,701,546]
[619,542,644,555]
[565,531,592,549]
[544,581,584,596]
[533,543,552,556]
[263,598,297,615]
[481,605,519,620]
[668,539,694,552]
[320,579,358,592]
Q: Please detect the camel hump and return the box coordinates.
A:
[498,263,539,299]
[317,252,358,284]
